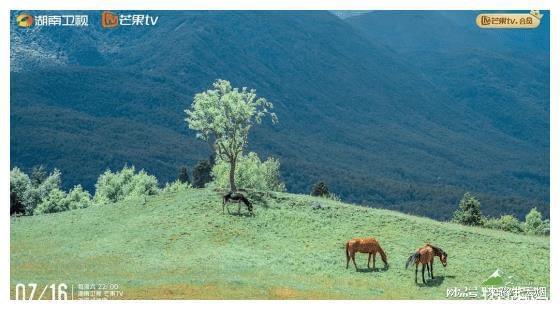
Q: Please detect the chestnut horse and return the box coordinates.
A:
[345,237,388,271]
[405,244,447,284]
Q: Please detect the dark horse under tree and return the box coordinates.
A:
[223,191,254,216]
[405,244,448,284]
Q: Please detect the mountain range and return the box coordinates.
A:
[10,10,550,219]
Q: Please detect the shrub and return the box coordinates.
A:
[10,167,31,215]
[535,220,550,236]
[178,166,190,184]
[94,166,159,204]
[311,182,329,197]
[524,208,549,235]
[452,192,483,226]
[496,215,524,233]
[64,185,93,210]
[10,167,62,215]
[192,159,213,188]
[11,166,92,215]
[35,189,69,215]
[30,165,48,186]
[211,152,285,192]
[162,180,192,194]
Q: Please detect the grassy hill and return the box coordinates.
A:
[10,188,549,299]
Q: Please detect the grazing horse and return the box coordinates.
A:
[345,237,388,271]
[223,192,254,216]
[405,244,448,284]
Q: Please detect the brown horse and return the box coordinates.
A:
[345,237,388,271]
[405,244,447,284]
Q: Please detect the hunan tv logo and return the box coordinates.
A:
[16,13,33,28]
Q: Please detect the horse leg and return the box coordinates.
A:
[351,253,358,271]
[237,202,241,215]
[430,261,434,279]
[372,252,376,270]
[415,263,418,284]
[426,263,430,281]
[246,203,254,216]
[422,264,426,284]
[367,253,371,269]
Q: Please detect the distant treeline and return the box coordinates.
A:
[10,163,548,236]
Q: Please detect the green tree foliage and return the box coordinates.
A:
[10,167,63,215]
[452,192,483,226]
[524,208,549,235]
[192,159,213,188]
[30,165,47,186]
[178,166,190,184]
[65,185,93,210]
[35,189,69,215]
[211,152,285,192]
[94,166,159,204]
[162,180,192,194]
[483,215,523,233]
[10,167,31,215]
[311,182,330,197]
[535,220,550,236]
[185,79,277,191]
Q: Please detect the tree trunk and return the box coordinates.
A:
[229,159,237,192]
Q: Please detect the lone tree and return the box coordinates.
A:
[178,166,190,184]
[452,192,483,226]
[192,159,212,188]
[311,181,330,197]
[185,79,277,192]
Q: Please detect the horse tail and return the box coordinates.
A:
[378,245,388,266]
[345,242,350,265]
[405,252,420,269]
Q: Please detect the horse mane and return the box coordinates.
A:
[426,244,445,256]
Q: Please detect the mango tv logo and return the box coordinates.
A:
[101,11,119,28]
[16,13,34,28]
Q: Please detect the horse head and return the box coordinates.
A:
[244,197,254,212]
[439,251,448,267]
[428,244,447,267]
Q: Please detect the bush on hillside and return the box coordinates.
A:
[10,167,31,215]
[192,159,213,188]
[30,165,48,186]
[10,167,63,215]
[483,215,523,233]
[178,166,190,184]
[162,180,192,194]
[94,166,159,204]
[311,182,329,197]
[65,185,93,210]
[535,220,550,236]
[35,188,69,215]
[524,208,549,235]
[452,192,483,226]
[211,152,285,192]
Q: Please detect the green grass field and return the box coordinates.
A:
[10,188,549,299]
